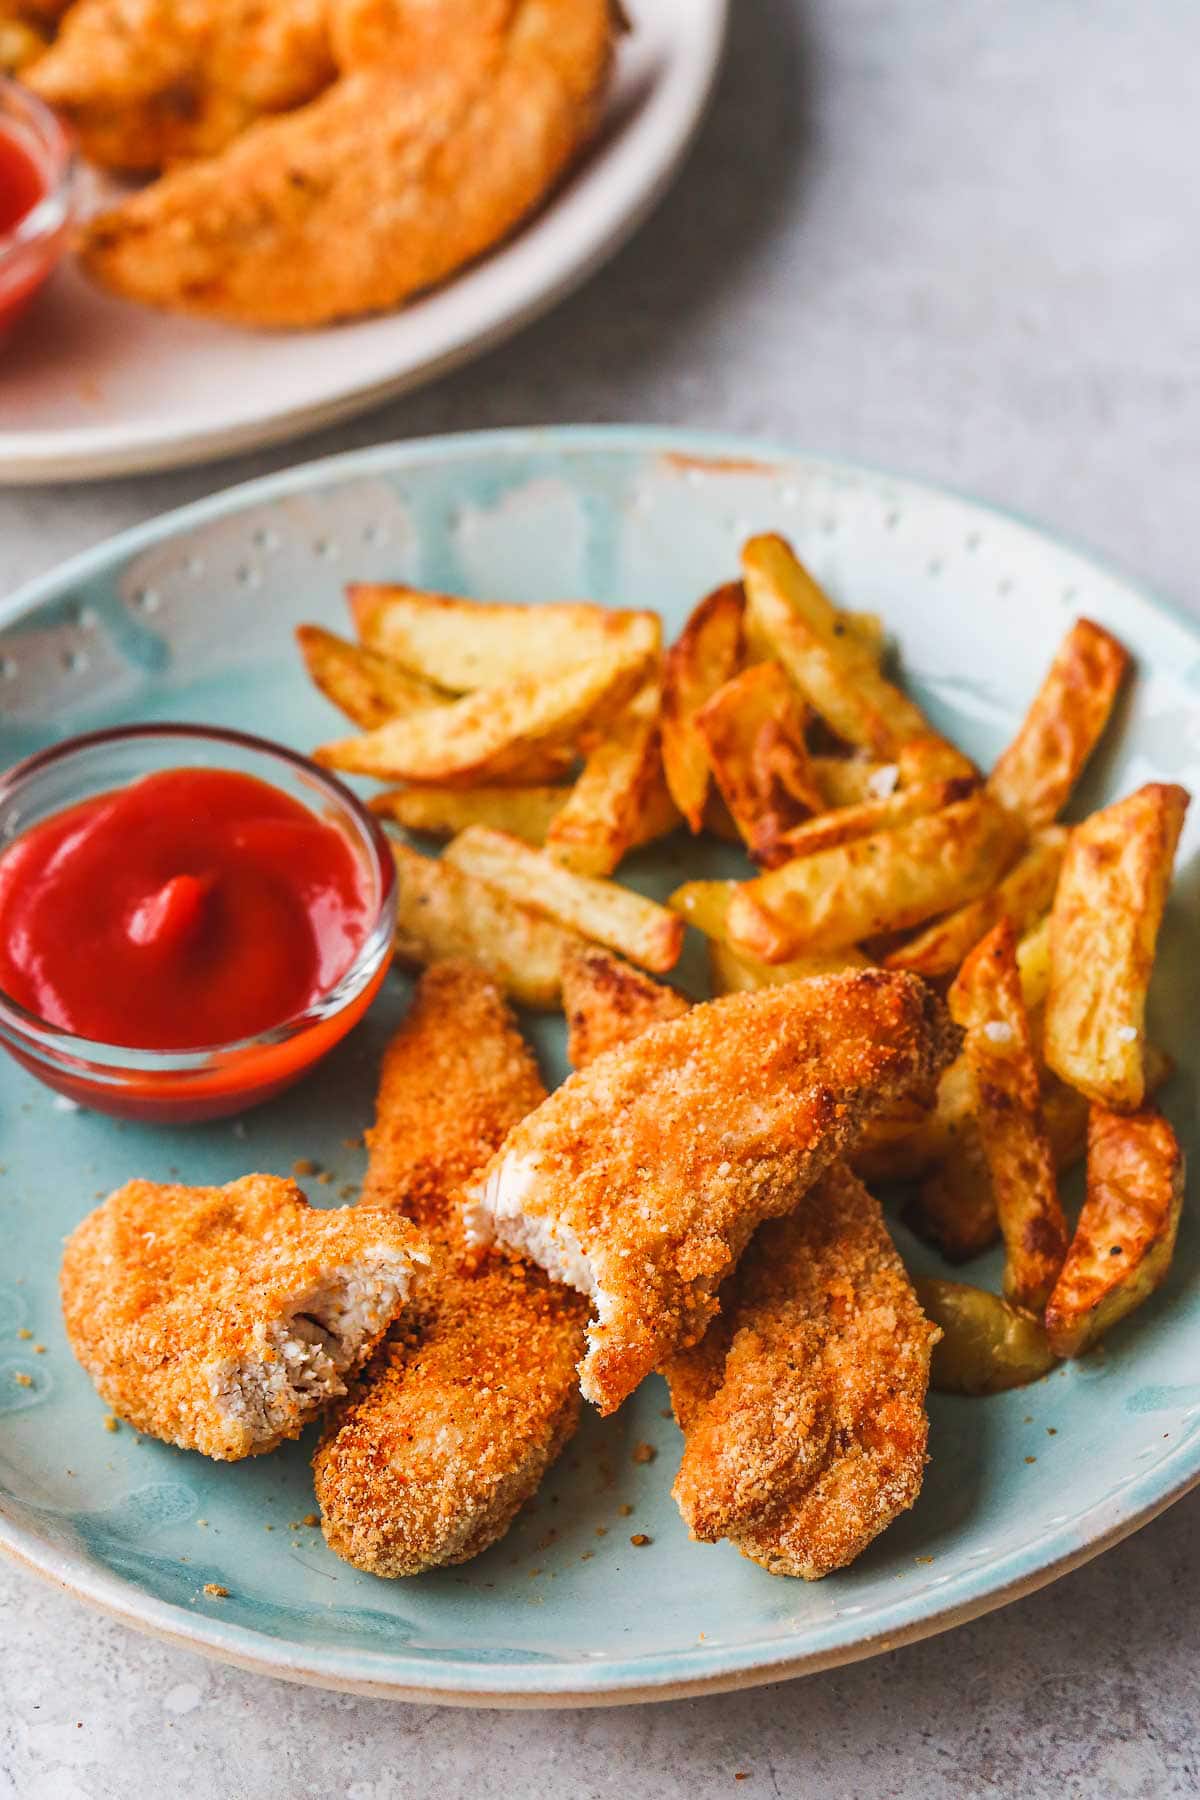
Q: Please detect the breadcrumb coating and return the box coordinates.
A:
[562,943,690,1071]
[60,1175,431,1460]
[666,1162,939,1578]
[465,970,957,1414]
[316,962,588,1575]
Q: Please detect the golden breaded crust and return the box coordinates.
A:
[562,943,689,1071]
[79,0,617,324]
[60,1174,430,1460]
[360,959,547,1238]
[466,971,957,1414]
[318,961,587,1576]
[667,1163,939,1578]
[314,1251,583,1575]
[26,0,334,172]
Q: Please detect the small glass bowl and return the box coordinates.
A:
[0,77,82,335]
[0,725,397,1123]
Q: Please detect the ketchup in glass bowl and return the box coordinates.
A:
[0,726,397,1122]
[0,77,80,335]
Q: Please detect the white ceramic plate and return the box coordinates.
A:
[0,0,726,483]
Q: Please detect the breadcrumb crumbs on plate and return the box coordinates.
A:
[595,1526,607,1537]
[202,1584,229,1598]
[303,1513,319,1527]
[33,1344,45,1354]
[316,1172,333,1186]
[617,1503,633,1517]
[915,1555,934,1565]
[103,1416,119,1434]
[16,1328,31,1340]
[342,1137,362,1150]
[292,1158,319,1176]
[1047,1427,1057,1436]
[632,1442,656,1464]
[580,1551,594,1562]
[1025,1456,1037,1464]
[630,1533,650,1546]
[12,1372,32,1387]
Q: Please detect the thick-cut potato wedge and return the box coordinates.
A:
[772,776,976,864]
[389,842,582,1009]
[667,879,869,991]
[742,533,942,755]
[727,790,1020,961]
[1044,1107,1184,1357]
[545,678,680,876]
[697,662,825,865]
[916,1281,1058,1396]
[667,878,742,943]
[896,738,978,785]
[949,922,1069,1312]
[561,944,689,1069]
[811,756,898,809]
[660,583,746,831]
[444,827,684,973]
[313,649,647,785]
[989,619,1131,828]
[371,785,569,845]
[296,625,448,729]
[1044,783,1189,1108]
[887,828,1067,979]
[350,585,660,690]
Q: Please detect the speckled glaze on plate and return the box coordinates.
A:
[0,428,1197,1707]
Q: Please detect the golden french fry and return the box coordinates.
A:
[561,944,689,1070]
[916,1281,1058,1396]
[708,937,870,995]
[1044,783,1189,1108]
[811,756,899,809]
[896,737,977,785]
[545,678,680,877]
[313,648,647,785]
[443,826,684,973]
[949,921,1069,1313]
[296,625,448,730]
[727,790,1020,961]
[668,878,741,942]
[350,585,661,689]
[989,619,1131,828]
[771,776,976,863]
[660,583,745,831]
[371,785,569,845]
[696,662,825,865]
[887,828,1067,978]
[1045,1107,1184,1357]
[389,842,583,1008]
[840,610,886,662]
[741,533,943,755]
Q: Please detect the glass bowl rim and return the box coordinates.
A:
[0,721,397,1076]
[0,75,83,270]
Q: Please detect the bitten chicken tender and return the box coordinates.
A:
[26,0,335,172]
[666,1162,940,1578]
[60,1174,431,1461]
[464,971,957,1414]
[314,963,588,1577]
[79,0,618,325]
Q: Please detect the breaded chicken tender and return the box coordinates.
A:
[79,0,618,324]
[665,1163,940,1578]
[314,962,588,1576]
[26,0,335,171]
[464,971,957,1414]
[561,942,689,1071]
[60,1174,431,1460]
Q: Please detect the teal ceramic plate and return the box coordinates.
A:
[0,428,1197,1707]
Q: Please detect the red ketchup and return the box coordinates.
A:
[0,768,373,1050]
[0,120,58,332]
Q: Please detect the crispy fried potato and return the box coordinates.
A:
[351,585,660,691]
[896,738,977,785]
[811,756,899,809]
[371,785,569,844]
[726,790,1019,961]
[771,776,976,864]
[26,0,335,172]
[1044,1107,1184,1357]
[444,826,684,973]
[667,879,869,991]
[561,944,689,1069]
[313,647,647,785]
[741,534,943,756]
[887,828,1067,979]
[390,841,583,1008]
[660,584,746,831]
[545,678,680,876]
[696,662,825,865]
[916,1281,1058,1396]
[1044,783,1189,1108]
[297,624,449,730]
[949,922,1068,1313]
[988,619,1131,828]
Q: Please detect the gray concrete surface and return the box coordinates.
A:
[2,2,1198,1794]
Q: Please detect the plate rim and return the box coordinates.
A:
[0,0,729,484]
[2,422,1198,1706]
